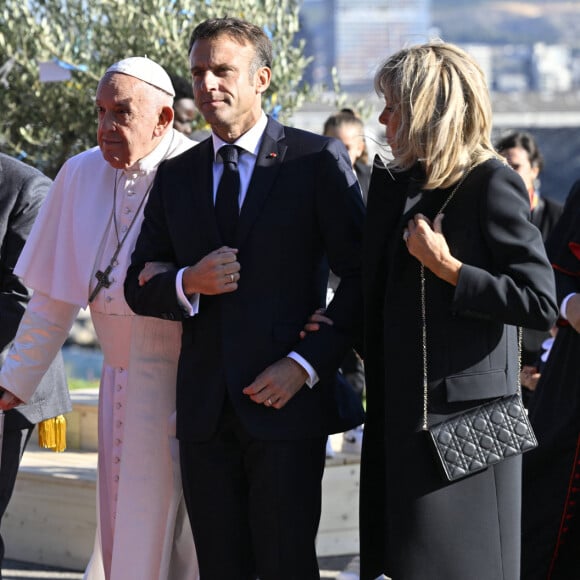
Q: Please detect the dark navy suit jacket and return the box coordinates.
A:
[125,117,365,442]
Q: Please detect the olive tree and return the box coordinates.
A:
[0,0,311,176]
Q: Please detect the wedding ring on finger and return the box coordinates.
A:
[266,397,273,407]
[228,273,235,283]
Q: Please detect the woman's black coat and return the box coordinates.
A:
[360,158,558,580]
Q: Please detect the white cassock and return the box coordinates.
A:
[0,129,200,580]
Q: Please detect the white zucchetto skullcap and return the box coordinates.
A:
[105,56,175,97]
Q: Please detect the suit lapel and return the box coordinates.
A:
[187,139,222,248]
[236,118,286,247]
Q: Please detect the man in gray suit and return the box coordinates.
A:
[0,153,70,575]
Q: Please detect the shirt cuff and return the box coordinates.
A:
[560,292,576,320]
[287,352,319,388]
[176,268,199,317]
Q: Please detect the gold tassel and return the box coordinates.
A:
[38,415,67,452]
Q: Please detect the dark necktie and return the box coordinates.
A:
[215,145,240,246]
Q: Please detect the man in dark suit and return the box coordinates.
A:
[495,131,564,403]
[0,153,70,574]
[125,17,365,580]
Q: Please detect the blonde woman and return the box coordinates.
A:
[360,41,557,579]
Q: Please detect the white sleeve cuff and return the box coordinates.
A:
[560,293,576,320]
[176,267,199,317]
[287,352,319,388]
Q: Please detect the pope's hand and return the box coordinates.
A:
[138,261,175,286]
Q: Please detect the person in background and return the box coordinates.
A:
[125,17,365,580]
[323,108,370,202]
[360,41,556,580]
[496,131,563,402]
[169,74,197,138]
[0,153,70,577]
[495,131,563,243]
[521,180,580,579]
[0,58,199,579]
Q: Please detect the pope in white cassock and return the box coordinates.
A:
[0,57,199,580]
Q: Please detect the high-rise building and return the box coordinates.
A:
[300,0,432,92]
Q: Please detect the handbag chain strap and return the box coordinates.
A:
[418,165,524,430]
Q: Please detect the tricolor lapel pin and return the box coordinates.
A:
[266,152,278,159]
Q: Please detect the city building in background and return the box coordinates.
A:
[300,0,432,92]
[300,0,579,97]
[295,0,580,204]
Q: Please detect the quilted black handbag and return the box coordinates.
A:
[428,391,537,481]
[417,169,538,482]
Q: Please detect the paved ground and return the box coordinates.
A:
[3,555,356,579]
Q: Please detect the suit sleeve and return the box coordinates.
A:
[292,139,365,377]
[124,163,185,321]
[452,164,558,331]
[0,170,50,351]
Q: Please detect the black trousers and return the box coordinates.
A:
[0,412,34,578]
[180,400,326,580]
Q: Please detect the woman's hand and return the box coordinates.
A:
[299,308,333,339]
[404,213,463,286]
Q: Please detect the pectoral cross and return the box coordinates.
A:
[89,265,113,303]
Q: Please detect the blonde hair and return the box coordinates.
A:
[374,40,501,189]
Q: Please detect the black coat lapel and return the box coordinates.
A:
[236,118,286,247]
[363,162,407,298]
